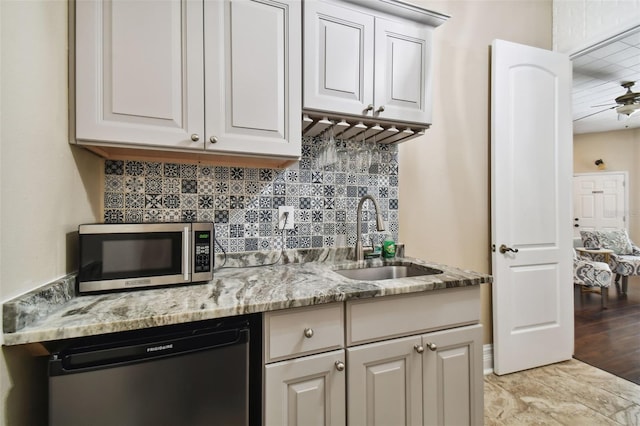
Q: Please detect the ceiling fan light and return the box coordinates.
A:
[616,103,640,116]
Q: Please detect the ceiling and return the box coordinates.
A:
[572,29,640,134]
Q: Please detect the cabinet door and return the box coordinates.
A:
[205,0,301,158]
[422,324,484,426]
[264,350,346,426]
[303,0,374,117]
[75,0,204,149]
[374,17,432,125]
[347,335,422,425]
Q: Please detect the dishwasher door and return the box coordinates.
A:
[49,316,259,426]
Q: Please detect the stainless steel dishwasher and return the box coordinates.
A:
[48,314,262,426]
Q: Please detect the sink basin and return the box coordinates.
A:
[333,264,443,281]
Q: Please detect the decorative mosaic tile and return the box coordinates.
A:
[125,176,145,193]
[105,160,124,175]
[102,136,400,252]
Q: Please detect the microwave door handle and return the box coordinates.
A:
[183,226,190,281]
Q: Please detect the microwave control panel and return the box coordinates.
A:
[194,231,212,273]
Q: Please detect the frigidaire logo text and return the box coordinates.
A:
[146,344,173,353]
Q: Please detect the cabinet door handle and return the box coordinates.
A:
[335,361,345,371]
[191,134,200,142]
[303,328,314,338]
[375,105,385,114]
[426,342,437,351]
[414,344,424,353]
[209,136,218,144]
[364,104,374,113]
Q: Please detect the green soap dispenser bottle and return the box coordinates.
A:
[382,234,396,259]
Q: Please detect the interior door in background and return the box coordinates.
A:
[573,172,627,238]
[491,39,573,375]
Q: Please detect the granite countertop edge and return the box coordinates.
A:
[3,250,492,346]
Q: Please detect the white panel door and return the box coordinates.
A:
[303,0,374,116]
[422,324,484,426]
[347,335,422,426]
[491,39,573,375]
[573,172,627,237]
[204,0,301,158]
[75,0,204,149]
[374,17,432,124]
[264,350,346,426]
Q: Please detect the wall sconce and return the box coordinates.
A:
[595,159,605,170]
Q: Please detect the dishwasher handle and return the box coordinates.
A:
[51,328,249,375]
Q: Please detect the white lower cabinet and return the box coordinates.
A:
[422,324,484,426]
[347,335,423,425]
[264,350,346,426]
[263,288,483,426]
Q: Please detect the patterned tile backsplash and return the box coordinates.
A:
[103,136,399,253]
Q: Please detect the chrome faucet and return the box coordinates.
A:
[355,195,385,260]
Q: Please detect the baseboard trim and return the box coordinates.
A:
[483,344,493,375]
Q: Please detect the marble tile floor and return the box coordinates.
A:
[485,359,640,425]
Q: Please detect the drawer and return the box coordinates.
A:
[264,303,344,362]
[346,286,480,346]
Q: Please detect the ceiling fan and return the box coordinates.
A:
[577,82,640,122]
[613,81,640,116]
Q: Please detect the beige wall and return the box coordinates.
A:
[574,129,640,241]
[0,1,102,423]
[398,0,553,344]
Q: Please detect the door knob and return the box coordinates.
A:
[426,342,437,351]
[303,328,314,338]
[335,361,345,371]
[375,105,385,114]
[499,244,519,254]
[209,136,218,144]
[190,134,200,142]
[414,344,424,353]
[364,104,374,113]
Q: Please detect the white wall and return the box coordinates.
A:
[398,0,553,344]
[553,0,640,53]
[0,1,102,423]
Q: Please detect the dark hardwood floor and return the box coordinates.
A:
[574,276,640,385]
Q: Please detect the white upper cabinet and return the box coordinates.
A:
[303,0,446,126]
[74,0,301,163]
[303,0,374,116]
[374,18,432,124]
[75,0,205,150]
[204,0,301,158]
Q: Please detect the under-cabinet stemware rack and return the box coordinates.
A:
[301,112,429,144]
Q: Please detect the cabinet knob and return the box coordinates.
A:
[364,104,374,113]
[335,361,345,371]
[375,105,385,114]
[209,136,218,144]
[191,134,200,142]
[414,344,424,354]
[426,342,437,351]
[303,328,314,338]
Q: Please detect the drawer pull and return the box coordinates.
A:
[426,342,437,351]
[335,361,345,371]
[414,344,424,354]
[303,328,314,338]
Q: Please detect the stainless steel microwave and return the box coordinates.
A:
[78,222,214,294]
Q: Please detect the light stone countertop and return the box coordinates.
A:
[2,248,491,346]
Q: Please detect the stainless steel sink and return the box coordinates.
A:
[333,264,443,281]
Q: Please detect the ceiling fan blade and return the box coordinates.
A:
[574,106,616,122]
